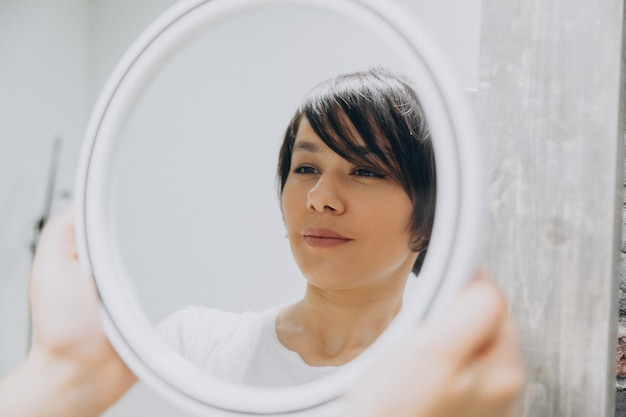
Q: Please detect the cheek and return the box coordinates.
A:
[280,183,303,228]
[370,197,414,245]
[369,214,410,244]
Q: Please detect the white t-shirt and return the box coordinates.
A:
[157,306,339,387]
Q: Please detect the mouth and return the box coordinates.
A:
[302,228,353,248]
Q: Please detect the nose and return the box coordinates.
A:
[306,175,345,214]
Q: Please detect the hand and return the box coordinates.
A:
[344,271,524,417]
[0,206,136,417]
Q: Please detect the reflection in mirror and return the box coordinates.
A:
[108,4,435,388]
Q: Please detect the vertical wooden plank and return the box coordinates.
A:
[477,1,625,416]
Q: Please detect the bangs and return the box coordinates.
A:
[302,88,406,186]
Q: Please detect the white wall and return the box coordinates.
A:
[0,1,482,416]
[0,0,89,376]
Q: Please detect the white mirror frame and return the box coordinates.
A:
[74,0,485,415]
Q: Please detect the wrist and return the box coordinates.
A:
[33,347,108,417]
[0,341,137,417]
[0,348,105,417]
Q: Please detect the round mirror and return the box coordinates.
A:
[75,0,484,415]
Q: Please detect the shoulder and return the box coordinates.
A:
[155,305,280,379]
[157,306,248,342]
[156,306,278,353]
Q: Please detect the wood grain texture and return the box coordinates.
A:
[477,1,626,416]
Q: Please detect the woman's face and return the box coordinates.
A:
[281,118,419,293]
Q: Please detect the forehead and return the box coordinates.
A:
[294,116,373,153]
[293,117,319,142]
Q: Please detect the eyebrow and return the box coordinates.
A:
[292,140,374,156]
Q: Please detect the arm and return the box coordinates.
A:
[0,207,137,417]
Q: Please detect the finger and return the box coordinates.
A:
[475,318,525,411]
[30,204,78,290]
[29,203,96,316]
[36,204,76,257]
[419,271,508,365]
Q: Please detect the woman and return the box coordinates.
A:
[157,67,436,386]
[0,71,521,417]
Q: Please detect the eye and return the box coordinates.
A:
[352,168,386,178]
[293,165,319,175]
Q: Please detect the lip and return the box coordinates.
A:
[302,227,353,248]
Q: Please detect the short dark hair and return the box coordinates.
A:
[277,67,436,275]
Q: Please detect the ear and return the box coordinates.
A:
[410,235,429,253]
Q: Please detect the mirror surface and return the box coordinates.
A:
[110,4,427,336]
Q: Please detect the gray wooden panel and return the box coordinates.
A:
[477,1,625,416]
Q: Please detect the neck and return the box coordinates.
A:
[276,275,409,366]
